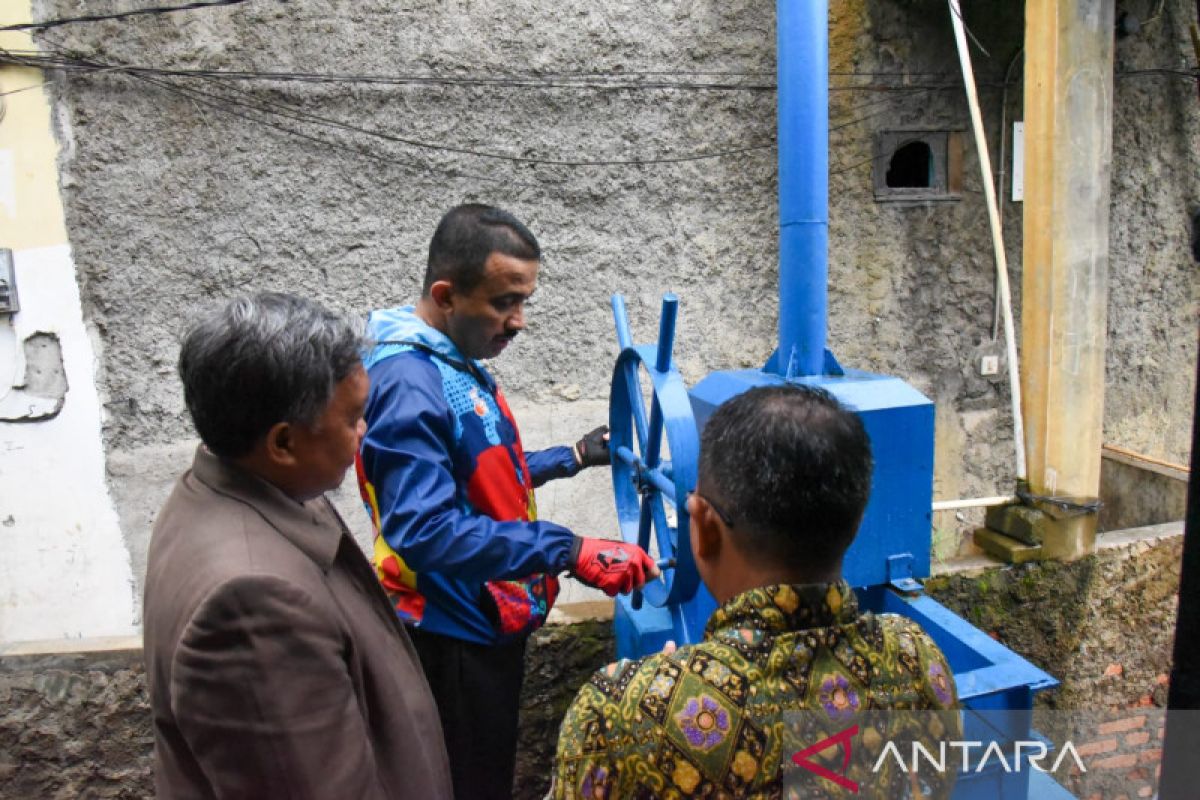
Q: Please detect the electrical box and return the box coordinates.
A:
[0,249,18,315]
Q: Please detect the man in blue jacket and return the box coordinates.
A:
[357,203,657,799]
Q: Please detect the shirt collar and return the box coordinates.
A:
[189,445,343,570]
[704,581,860,640]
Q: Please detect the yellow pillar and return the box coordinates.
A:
[1019,0,1115,559]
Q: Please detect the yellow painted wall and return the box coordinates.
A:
[0,5,70,250]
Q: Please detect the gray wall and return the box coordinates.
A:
[33,0,1199,591]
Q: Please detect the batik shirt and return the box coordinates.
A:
[552,582,959,799]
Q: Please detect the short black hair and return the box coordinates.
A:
[698,384,873,569]
[178,292,364,459]
[422,203,541,294]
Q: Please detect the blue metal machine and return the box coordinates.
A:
[606,2,1071,797]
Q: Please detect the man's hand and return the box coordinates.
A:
[574,425,611,468]
[569,537,657,597]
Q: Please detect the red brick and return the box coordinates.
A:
[1139,788,1154,798]
[1076,739,1118,757]
[1104,663,1124,677]
[1139,748,1163,764]
[1098,716,1146,735]
[1086,794,1102,800]
[1125,731,1151,746]
[1125,767,1148,781]
[1156,673,1170,685]
[1093,753,1139,770]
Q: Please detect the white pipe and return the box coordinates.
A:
[932,495,1018,512]
[948,0,1028,481]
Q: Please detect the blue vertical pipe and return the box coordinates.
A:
[775,0,829,378]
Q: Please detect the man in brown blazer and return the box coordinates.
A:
[144,292,452,799]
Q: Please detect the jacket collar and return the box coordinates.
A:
[705,581,860,641]
[190,445,342,570]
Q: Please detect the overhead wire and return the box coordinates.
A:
[0,43,1028,183]
[1,47,1021,92]
[23,43,780,168]
[0,0,249,32]
[28,47,961,169]
[12,37,1190,186]
[0,80,52,97]
[947,2,993,59]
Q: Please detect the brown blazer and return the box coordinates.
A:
[144,447,452,799]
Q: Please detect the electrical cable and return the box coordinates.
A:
[0,0,248,32]
[1015,485,1103,515]
[0,47,1020,92]
[0,81,51,97]
[130,69,518,186]
[27,44,779,168]
[947,2,993,59]
[8,43,949,176]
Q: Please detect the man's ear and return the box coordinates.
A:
[691,497,723,561]
[262,421,298,468]
[428,280,456,312]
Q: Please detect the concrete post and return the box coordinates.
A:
[1019,0,1115,559]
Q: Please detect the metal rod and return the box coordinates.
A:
[655,293,678,373]
[614,445,678,503]
[931,496,1018,512]
[611,294,634,351]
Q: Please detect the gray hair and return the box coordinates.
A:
[179,292,364,459]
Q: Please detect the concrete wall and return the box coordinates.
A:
[0,0,1192,638]
[0,526,1182,799]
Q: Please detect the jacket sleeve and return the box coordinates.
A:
[171,574,390,800]
[361,355,576,582]
[524,446,581,487]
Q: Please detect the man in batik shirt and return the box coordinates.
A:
[552,385,960,799]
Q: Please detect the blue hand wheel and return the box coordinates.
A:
[608,293,700,609]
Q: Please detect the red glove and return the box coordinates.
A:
[569,537,657,597]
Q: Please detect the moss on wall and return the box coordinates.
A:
[926,530,1182,709]
[516,620,615,799]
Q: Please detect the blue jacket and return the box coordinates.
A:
[356,306,580,645]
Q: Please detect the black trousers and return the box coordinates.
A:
[408,627,528,800]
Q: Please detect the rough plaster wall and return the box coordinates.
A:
[1106,0,1200,465]
[829,0,1029,554]
[30,0,1198,587]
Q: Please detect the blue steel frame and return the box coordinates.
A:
[608,294,700,612]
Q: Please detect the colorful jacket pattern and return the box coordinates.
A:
[357,306,579,645]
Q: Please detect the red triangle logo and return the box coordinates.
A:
[791,724,860,793]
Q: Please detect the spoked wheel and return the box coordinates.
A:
[608,293,700,609]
